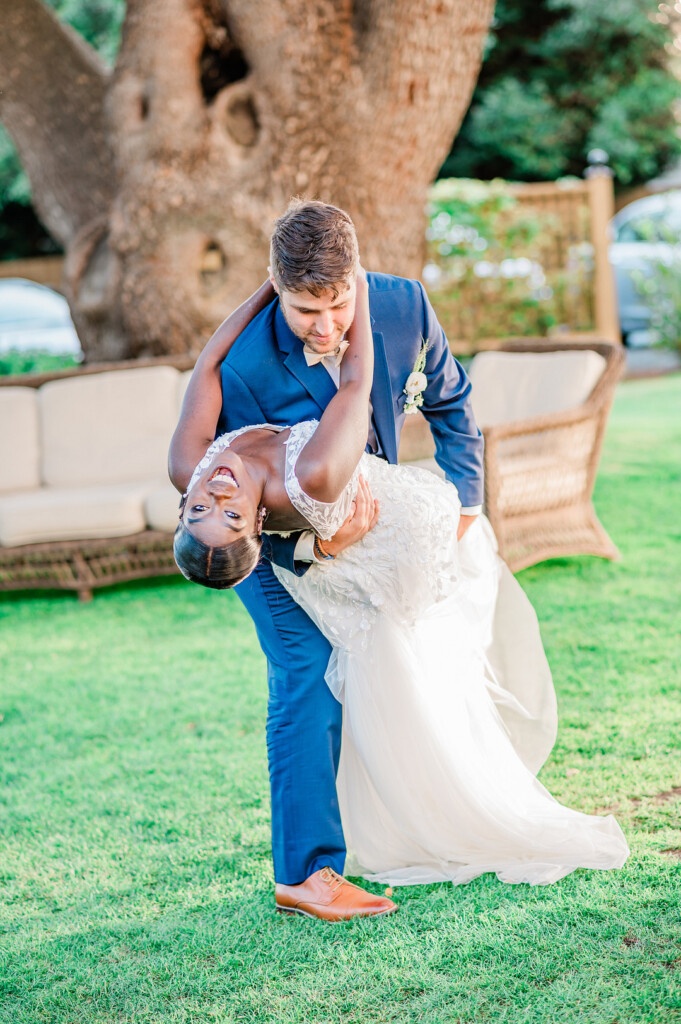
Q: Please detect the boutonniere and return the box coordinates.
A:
[403,339,429,414]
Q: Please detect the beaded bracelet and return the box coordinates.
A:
[314,536,335,561]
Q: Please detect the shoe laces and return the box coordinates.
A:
[320,866,345,892]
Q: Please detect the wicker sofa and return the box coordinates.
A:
[0,357,193,600]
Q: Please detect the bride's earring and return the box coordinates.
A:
[257,505,267,535]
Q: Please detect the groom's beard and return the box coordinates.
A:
[280,306,349,354]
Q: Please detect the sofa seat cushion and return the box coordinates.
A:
[145,482,182,532]
[468,350,606,428]
[0,386,40,493]
[0,481,161,547]
[39,366,180,488]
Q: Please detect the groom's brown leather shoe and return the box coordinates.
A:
[275,866,398,921]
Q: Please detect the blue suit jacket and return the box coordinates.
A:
[218,272,483,573]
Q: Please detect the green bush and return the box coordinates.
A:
[442,0,681,190]
[0,349,80,377]
[629,218,681,353]
[425,178,594,349]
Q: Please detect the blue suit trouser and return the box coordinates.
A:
[235,560,346,884]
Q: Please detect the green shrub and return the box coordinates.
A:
[425,178,594,350]
[629,219,681,353]
[0,349,80,377]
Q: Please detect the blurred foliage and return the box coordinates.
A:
[0,349,80,377]
[0,0,125,260]
[45,0,126,63]
[425,178,595,349]
[441,0,681,189]
[630,218,681,352]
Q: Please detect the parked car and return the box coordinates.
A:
[0,278,82,356]
[610,190,681,347]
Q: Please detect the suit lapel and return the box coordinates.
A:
[275,303,336,413]
[283,338,337,413]
[370,331,398,464]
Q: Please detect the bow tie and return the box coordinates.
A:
[303,339,350,368]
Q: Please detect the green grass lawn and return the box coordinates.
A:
[1,376,680,1024]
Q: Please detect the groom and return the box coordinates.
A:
[215,200,484,920]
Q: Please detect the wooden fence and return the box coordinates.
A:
[511,171,619,343]
[426,168,620,351]
[0,255,64,290]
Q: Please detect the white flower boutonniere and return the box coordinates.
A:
[403,339,429,414]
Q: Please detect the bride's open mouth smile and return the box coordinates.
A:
[208,466,238,486]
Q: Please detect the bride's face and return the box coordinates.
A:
[182,448,261,547]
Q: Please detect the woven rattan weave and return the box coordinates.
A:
[481,340,625,572]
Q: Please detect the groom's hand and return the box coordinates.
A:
[321,475,379,557]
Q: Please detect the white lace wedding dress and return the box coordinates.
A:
[202,421,629,886]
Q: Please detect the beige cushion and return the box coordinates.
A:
[0,481,154,547]
[145,482,182,532]
[0,387,40,493]
[468,350,606,428]
[39,366,180,487]
[404,457,446,479]
[177,369,193,413]
[397,411,436,463]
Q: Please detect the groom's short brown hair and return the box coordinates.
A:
[270,199,359,298]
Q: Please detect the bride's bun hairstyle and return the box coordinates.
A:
[270,199,359,299]
[173,521,261,589]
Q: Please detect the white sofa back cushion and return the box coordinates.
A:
[468,350,607,429]
[177,369,193,413]
[0,387,40,493]
[39,366,181,487]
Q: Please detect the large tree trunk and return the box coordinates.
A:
[0,0,494,360]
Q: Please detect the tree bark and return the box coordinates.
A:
[0,0,494,360]
[0,0,114,246]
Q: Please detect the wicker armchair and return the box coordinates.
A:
[473,340,625,573]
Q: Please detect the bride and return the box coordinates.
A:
[169,272,629,891]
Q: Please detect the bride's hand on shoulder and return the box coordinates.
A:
[319,475,379,558]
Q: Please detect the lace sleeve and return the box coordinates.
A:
[283,421,359,540]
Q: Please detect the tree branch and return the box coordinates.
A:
[0,0,114,245]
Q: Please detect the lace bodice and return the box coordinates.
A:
[189,421,356,540]
[271,421,463,652]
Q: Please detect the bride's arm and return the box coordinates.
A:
[294,271,373,502]
[168,279,275,492]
